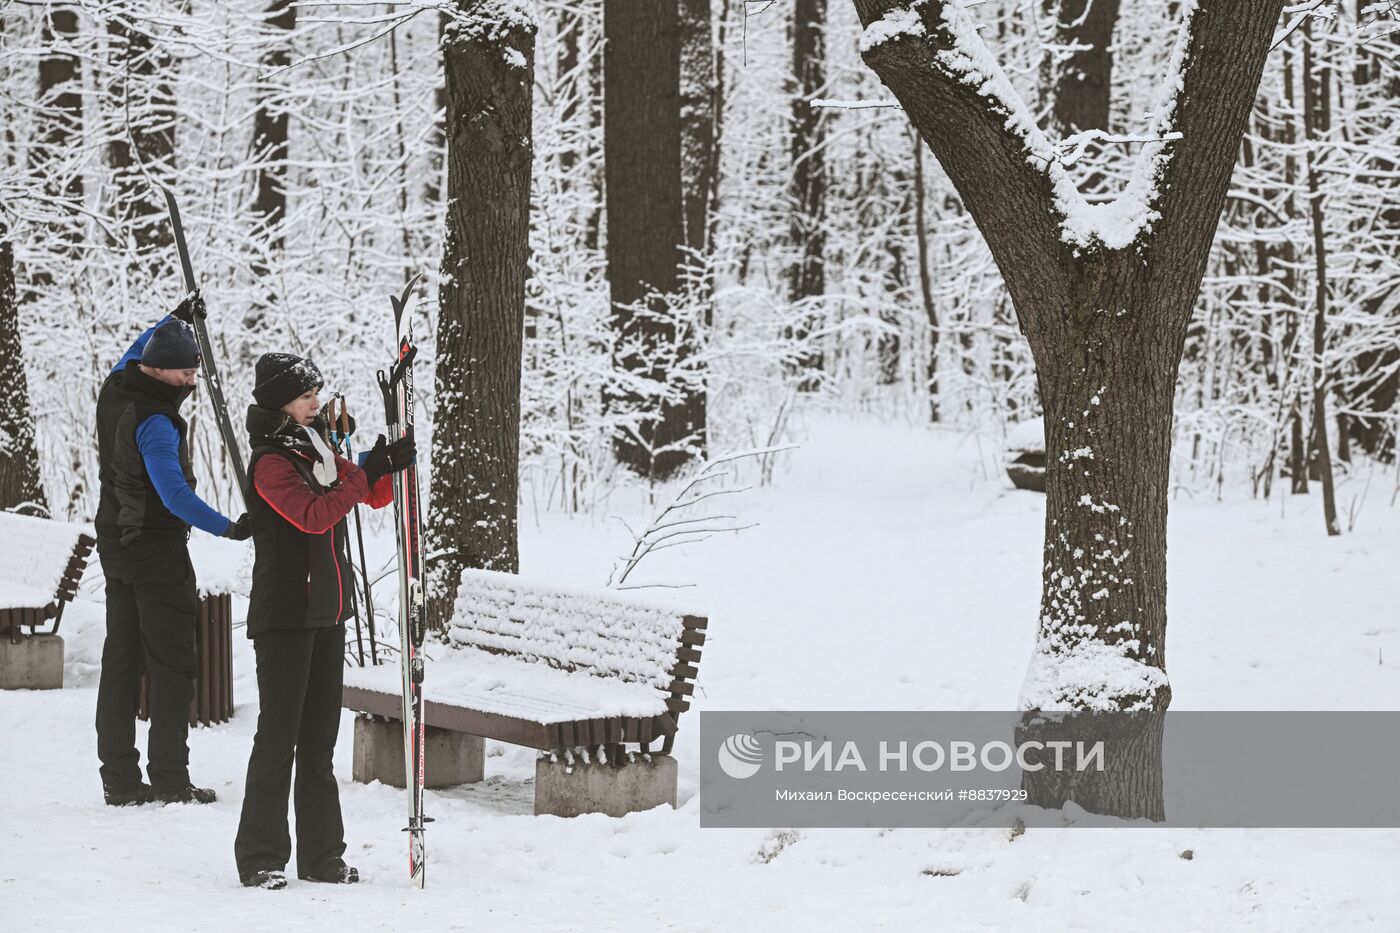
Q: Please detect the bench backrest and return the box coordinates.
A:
[0,512,96,631]
[449,569,704,696]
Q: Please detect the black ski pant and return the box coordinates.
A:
[234,624,347,877]
[95,535,198,793]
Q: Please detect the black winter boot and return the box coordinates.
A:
[240,869,287,890]
[155,783,217,804]
[299,858,359,884]
[104,782,155,807]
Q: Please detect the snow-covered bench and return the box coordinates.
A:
[343,568,708,817]
[0,512,97,690]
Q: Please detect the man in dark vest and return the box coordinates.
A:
[95,305,251,807]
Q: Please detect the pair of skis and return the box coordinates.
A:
[161,192,429,888]
[378,276,430,889]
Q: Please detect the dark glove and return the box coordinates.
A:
[171,291,202,324]
[360,433,416,486]
[222,513,252,541]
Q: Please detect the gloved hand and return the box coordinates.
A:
[360,433,416,486]
[223,513,252,541]
[171,292,202,324]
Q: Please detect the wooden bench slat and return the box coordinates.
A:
[666,697,690,713]
[681,615,708,631]
[343,684,555,749]
[670,663,699,681]
[668,679,696,697]
[680,629,706,646]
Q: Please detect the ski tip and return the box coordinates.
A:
[390,272,424,325]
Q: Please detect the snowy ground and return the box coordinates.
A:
[4,415,1398,931]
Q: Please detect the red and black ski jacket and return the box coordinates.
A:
[244,406,393,638]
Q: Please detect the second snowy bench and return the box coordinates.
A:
[0,512,96,690]
[343,568,707,817]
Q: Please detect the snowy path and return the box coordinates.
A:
[4,416,1398,930]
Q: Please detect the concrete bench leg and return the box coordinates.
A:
[534,754,678,818]
[0,635,63,690]
[351,715,484,788]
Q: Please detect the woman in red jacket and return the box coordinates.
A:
[234,352,413,891]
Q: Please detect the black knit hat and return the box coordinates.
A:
[253,352,324,410]
[141,320,201,370]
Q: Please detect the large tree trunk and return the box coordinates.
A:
[854,0,1283,819]
[604,0,705,480]
[426,5,536,630]
[0,235,48,515]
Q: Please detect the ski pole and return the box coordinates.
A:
[335,395,380,666]
[327,396,367,667]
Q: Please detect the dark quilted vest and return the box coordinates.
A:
[95,362,196,544]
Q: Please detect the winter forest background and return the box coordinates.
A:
[2,0,1398,545]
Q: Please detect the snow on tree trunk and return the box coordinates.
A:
[426,2,536,630]
[603,0,706,480]
[854,0,1284,818]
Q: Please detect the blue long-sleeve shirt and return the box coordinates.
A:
[115,317,232,537]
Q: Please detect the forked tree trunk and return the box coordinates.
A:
[426,5,536,630]
[854,0,1284,819]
